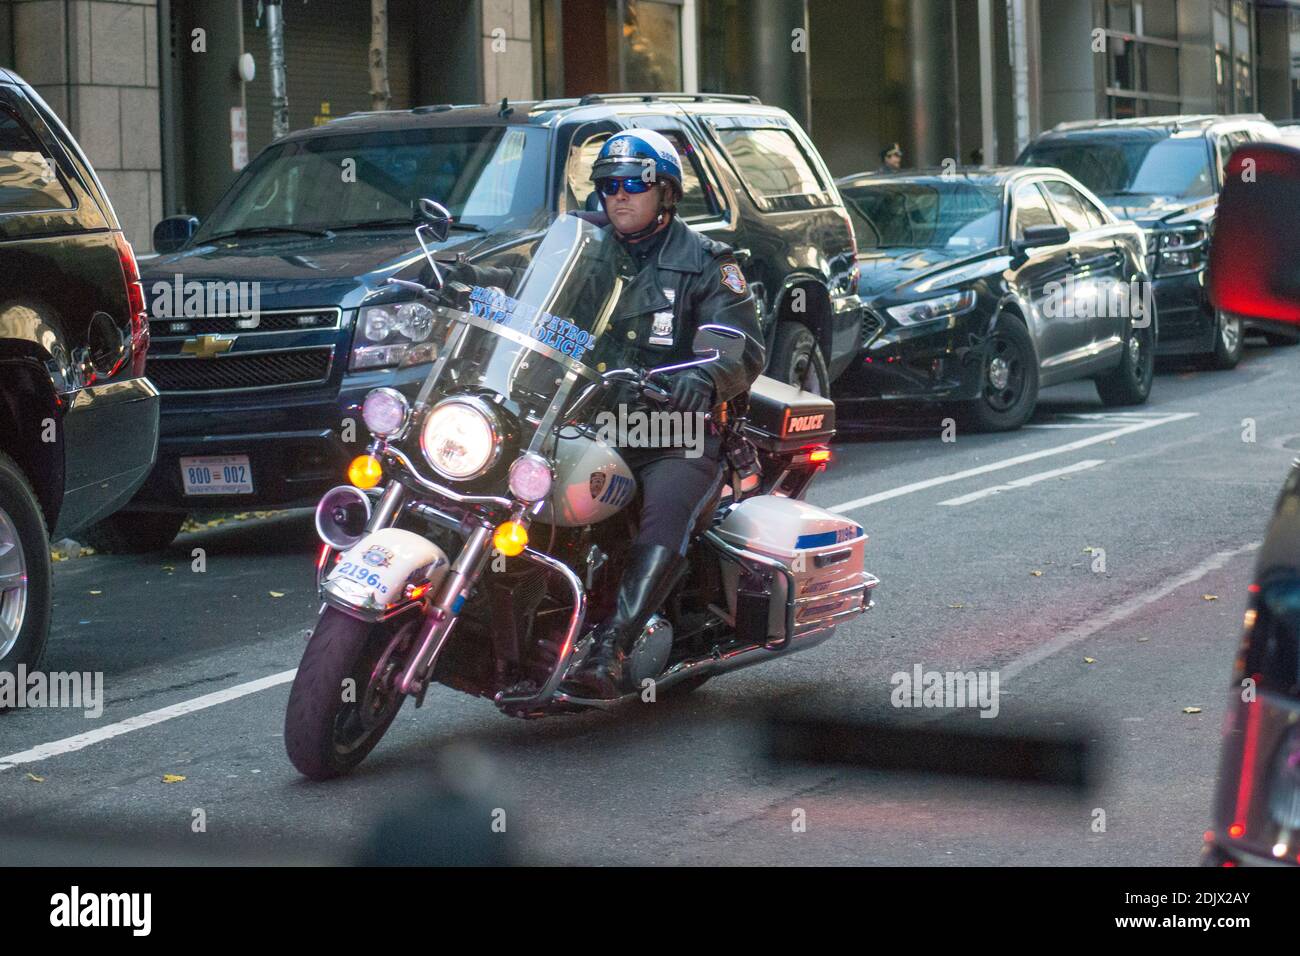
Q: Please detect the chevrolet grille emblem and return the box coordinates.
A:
[181,334,237,359]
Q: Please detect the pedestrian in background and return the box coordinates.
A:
[878,142,903,172]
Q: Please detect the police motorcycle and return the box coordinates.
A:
[284,202,879,780]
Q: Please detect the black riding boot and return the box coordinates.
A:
[565,543,685,699]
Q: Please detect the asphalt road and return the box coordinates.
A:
[2,339,1297,865]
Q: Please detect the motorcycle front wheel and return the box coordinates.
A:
[284,607,413,780]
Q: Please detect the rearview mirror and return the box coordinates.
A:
[1011,223,1069,257]
[153,215,200,253]
[416,197,453,244]
[693,324,746,363]
[1209,142,1300,324]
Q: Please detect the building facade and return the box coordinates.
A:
[2,0,1298,251]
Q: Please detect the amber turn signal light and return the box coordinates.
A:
[348,454,383,489]
[493,520,528,557]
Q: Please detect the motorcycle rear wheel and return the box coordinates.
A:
[284,607,411,780]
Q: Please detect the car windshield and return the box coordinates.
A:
[1020,136,1214,201]
[841,180,1003,253]
[194,125,549,241]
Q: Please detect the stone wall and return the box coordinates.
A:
[11,0,162,251]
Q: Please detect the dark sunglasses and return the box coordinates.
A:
[595,176,653,197]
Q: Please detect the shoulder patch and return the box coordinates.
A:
[720,262,747,295]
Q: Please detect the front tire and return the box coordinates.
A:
[284,607,411,780]
[1205,309,1243,370]
[0,452,51,678]
[79,511,186,554]
[769,323,830,396]
[1095,320,1154,406]
[964,315,1038,432]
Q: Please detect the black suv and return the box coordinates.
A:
[1019,114,1281,369]
[91,93,862,551]
[0,70,160,673]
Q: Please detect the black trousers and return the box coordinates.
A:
[630,452,725,557]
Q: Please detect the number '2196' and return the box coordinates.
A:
[336,561,389,593]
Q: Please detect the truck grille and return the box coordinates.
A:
[147,348,334,392]
[149,311,339,336]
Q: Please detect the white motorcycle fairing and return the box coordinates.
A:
[322,527,450,620]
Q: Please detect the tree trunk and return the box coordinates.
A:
[369,0,391,112]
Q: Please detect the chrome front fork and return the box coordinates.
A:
[395,520,495,695]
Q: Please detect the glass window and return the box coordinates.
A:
[1041,180,1101,232]
[0,104,74,214]
[623,0,682,92]
[1021,136,1214,202]
[564,131,611,212]
[195,125,549,238]
[652,128,718,221]
[715,127,824,200]
[1012,182,1055,238]
[840,180,1003,253]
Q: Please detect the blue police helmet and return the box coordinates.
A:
[590,129,684,199]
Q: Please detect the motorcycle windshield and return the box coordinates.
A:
[416,214,638,453]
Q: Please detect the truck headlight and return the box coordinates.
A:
[886,290,976,327]
[420,397,501,480]
[351,301,438,371]
[1157,225,1208,276]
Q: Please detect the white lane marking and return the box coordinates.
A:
[827,411,1196,513]
[0,669,296,772]
[1024,423,1120,430]
[938,459,1104,506]
[999,541,1261,686]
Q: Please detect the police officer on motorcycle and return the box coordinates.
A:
[565,129,765,698]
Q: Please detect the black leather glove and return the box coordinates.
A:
[665,369,715,415]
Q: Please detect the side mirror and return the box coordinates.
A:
[1209,142,1300,324]
[153,215,200,253]
[416,197,453,244]
[693,323,746,363]
[1012,223,1069,258]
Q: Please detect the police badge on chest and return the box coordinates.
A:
[649,289,675,346]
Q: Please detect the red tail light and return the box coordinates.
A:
[792,444,832,466]
[114,231,149,377]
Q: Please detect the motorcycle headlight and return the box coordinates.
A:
[361,387,409,438]
[886,290,977,327]
[420,397,501,480]
[351,301,439,371]
[508,453,553,502]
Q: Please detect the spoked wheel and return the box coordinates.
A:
[1095,320,1154,406]
[284,608,416,780]
[965,317,1038,432]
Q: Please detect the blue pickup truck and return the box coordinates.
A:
[84,93,862,552]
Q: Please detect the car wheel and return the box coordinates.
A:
[0,452,51,678]
[79,511,186,554]
[1095,320,1154,406]
[964,315,1038,432]
[1205,309,1243,370]
[769,322,830,396]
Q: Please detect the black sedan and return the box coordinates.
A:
[834,167,1154,431]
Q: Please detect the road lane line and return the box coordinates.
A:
[999,541,1261,686]
[827,411,1196,513]
[0,669,296,772]
[938,459,1104,506]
